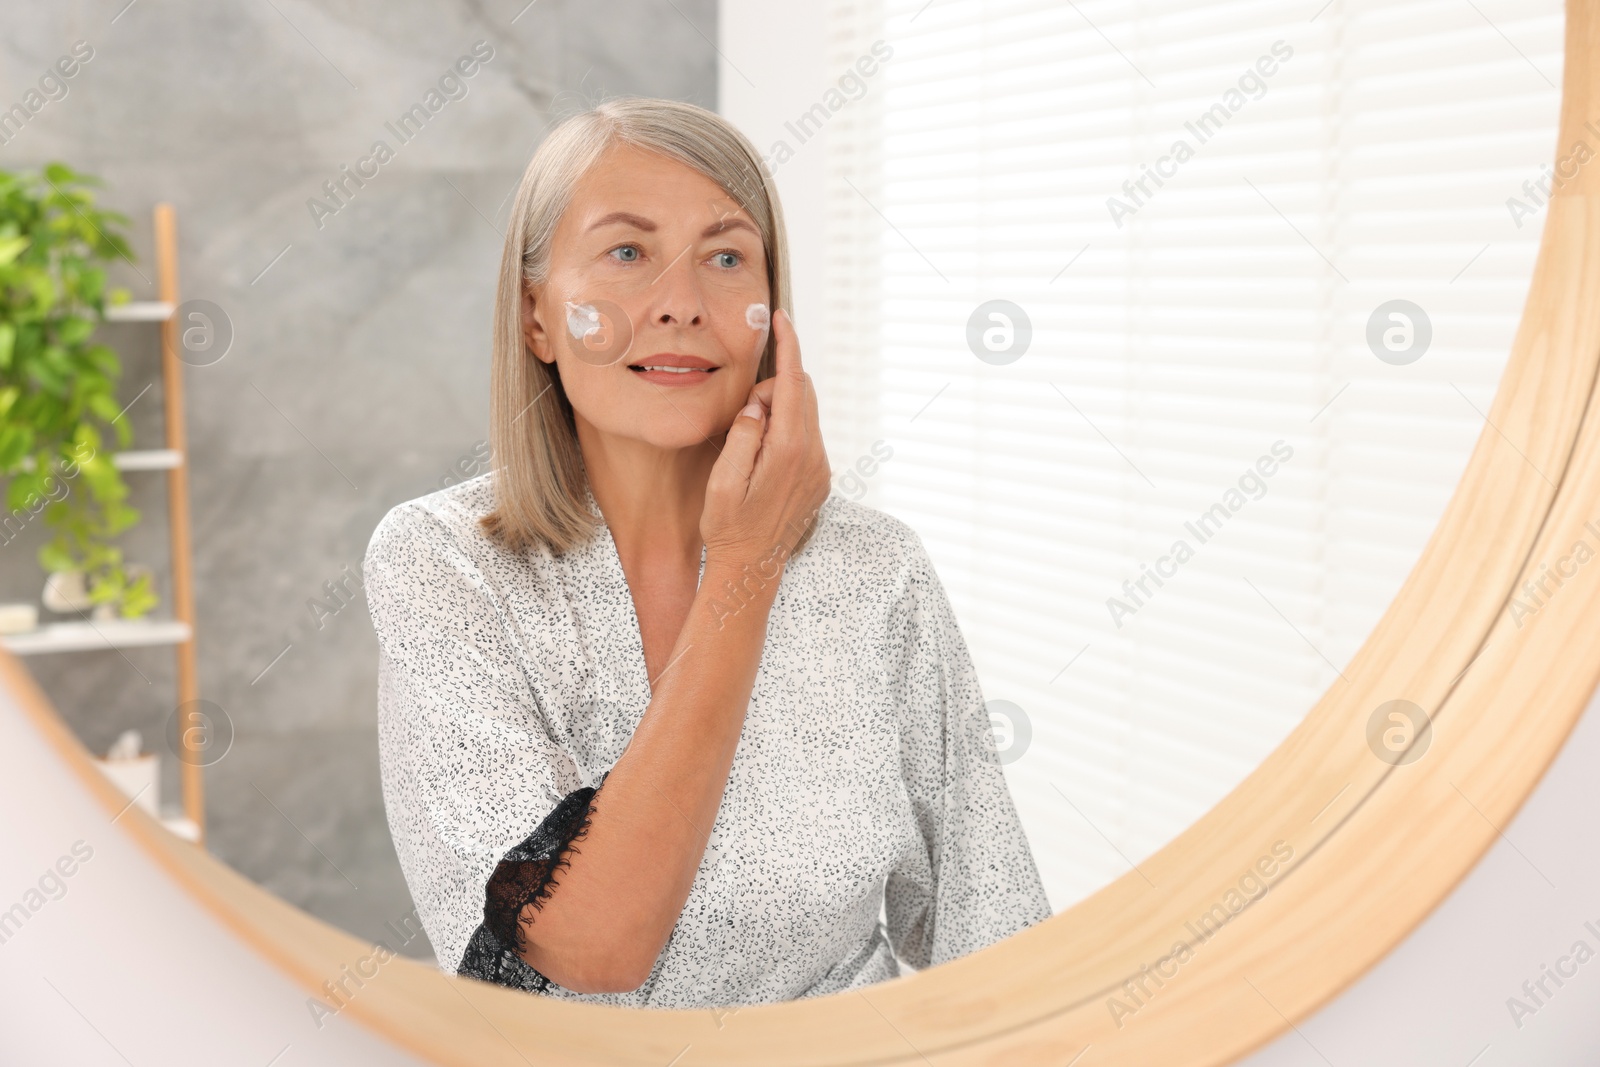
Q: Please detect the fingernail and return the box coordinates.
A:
[740,402,763,419]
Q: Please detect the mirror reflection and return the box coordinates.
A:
[0,0,1566,1015]
[361,119,1055,1003]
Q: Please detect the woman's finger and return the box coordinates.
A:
[751,377,776,404]
[799,371,821,440]
[802,374,829,497]
[709,400,767,498]
[769,308,806,435]
[748,377,775,417]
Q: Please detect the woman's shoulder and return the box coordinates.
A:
[804,495,931,577]
[813,494,916,541]
[369,471,495,536]
[363,471,535,581]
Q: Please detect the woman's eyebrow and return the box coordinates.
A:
[587,210,759,239]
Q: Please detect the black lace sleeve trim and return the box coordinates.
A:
[456,770,609,992]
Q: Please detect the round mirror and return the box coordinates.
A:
[2,0,1595,1063]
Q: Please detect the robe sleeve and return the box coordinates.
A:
[363,501,607,989]
[882,531,1053,970]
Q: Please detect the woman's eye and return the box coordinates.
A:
[713,251,742,269]
[609,245,640,263]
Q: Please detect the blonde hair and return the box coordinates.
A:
[479,97,792,556]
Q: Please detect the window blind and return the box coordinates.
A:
[819,0,1565,911]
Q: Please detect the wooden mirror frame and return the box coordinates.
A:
[4,4,1598,1063]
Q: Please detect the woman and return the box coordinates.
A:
[362,96,1049,1009]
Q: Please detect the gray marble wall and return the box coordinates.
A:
[0,0,716,961]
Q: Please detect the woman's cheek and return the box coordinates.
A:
[561,297,636,368]
[714,294,770,368]
[554,359,609,421]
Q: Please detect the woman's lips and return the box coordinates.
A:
[629,365,716,385]
[628,354,717,386]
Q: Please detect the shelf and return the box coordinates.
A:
[113,449,183,471]
[17,449,183,473]
[1,618,192,655]
[104,301,174,323]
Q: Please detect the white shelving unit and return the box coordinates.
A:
[112,449,183,471]
[3,619,193,656]
[104,300,175,323]
[17,448,182,472]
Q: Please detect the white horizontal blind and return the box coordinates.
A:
[820,0,1565,911]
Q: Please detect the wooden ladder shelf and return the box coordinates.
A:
[1,203,206,844]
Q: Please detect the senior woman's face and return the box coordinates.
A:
[522,141,772,450]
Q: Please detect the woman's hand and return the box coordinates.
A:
[701,307,831,570]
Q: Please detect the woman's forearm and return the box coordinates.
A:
[516,554,782,993]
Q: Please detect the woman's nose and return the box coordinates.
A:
[645,245,707,326]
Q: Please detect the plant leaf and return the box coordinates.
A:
[0,235,28,266]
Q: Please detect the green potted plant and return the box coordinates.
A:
[0,162,158,621]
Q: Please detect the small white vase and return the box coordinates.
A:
[42,569,93,614]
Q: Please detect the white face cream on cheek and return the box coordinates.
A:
[745,302,771,331]
[565,300,601,340]
[562,298,635,366]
